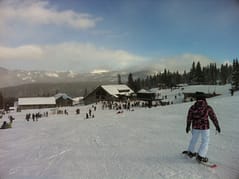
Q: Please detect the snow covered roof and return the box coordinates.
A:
[101,85,134,97]
[54,93,73,100]
[18,97,56,106]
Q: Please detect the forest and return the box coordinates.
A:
[127,58,239,92]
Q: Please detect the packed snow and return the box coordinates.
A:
[0,90,239,179]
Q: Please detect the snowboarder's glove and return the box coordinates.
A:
[216,126,221,133]
[186,126,190,133]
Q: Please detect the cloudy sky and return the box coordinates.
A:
[0,0,238,73]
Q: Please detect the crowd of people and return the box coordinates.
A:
[25,112,48,122]
[0,100,139,129]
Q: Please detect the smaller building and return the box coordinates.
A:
[84,84,134,105]
[137,87,185,106]
[137,89,160,107]
[18,97,56,110]
[137,89,156,100]
[54,93,73,107]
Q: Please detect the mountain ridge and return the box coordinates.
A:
[0,67,156,98]
[0,66,156,88]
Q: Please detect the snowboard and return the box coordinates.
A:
[198,161,217,168]
[182,151,217,168]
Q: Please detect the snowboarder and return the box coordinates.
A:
[184,92,221,163]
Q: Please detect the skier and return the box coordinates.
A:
[183,92,221,163]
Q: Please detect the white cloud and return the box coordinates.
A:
[0,42,145,72]
[0,0,102,30]
[0,45,43,59]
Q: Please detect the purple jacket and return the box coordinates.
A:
[187,100,219,130]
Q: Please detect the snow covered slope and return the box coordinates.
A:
[0,92,239,179]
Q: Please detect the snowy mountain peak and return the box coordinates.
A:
[0,66,157,88]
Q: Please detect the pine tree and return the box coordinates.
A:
[127,73,136,92]
[189,61,196,83]
[135,78,141,92]
[182,70,188,84]
[232,58,239,90]
[210,63,218,85]
[0,92,3,109]
[195,61,204,83]
[220,63,232,84]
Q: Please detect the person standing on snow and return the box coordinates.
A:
[183,92,221,162]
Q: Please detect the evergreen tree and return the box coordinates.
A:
[210,63,218,85]
[161,69,168,86]
[195,61,204,83]
[0,92,3,109]
[220,63,232,84]
[134,78,141,92]
[174,71,182,84]
[127,73,136,92]
[182,70,188,84]
[189,61,196,83]
[232,58,239,90]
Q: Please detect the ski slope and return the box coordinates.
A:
[0,92,239,179]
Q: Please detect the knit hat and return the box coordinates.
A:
[195,92,206,100]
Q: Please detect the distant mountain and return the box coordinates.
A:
[0,67,157,98]
[0,67,115,88]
